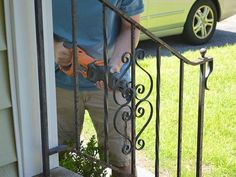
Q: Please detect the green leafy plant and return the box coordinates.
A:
[59,135,108,177]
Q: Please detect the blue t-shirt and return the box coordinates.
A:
[52,0,144,90]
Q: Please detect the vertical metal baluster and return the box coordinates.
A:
[155,45,161,177]
[102,4,109,163]
[177,60,184,177]
[34,0,50,176]
[130,24,136,176]
[196,63,206,177]
[71,0,80,150]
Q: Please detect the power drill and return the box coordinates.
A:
[59,42,132,98]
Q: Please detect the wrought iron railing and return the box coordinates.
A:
[35,0,213,177]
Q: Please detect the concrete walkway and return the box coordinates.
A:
[106,166,155,177]
[137,166,155,177]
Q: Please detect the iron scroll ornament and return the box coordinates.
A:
[112,49,154,155]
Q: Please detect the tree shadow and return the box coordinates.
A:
[137,29,236,58]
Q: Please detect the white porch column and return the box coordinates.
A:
[4,0,58,176]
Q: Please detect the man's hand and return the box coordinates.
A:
[54,41,72,66]
[95,62,121,89]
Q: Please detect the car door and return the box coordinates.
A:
[142,0,195,36]
[147,0,188,35]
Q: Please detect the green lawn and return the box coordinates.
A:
[82,44,236,177]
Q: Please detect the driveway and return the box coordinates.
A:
[138,14,236,57]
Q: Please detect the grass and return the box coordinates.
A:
[82,44,236,177]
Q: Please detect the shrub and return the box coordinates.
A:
[59,135,108,177]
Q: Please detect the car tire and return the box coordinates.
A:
[183,0,217,45]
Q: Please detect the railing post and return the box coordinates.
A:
[177,60,184,177]
[196,49,207,177]
[130,24,136,176]
[102,3,110,164]
[71,0,80,151]
[155,45,161,177]
[34,0,50,176]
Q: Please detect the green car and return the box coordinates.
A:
[140,0,236,44]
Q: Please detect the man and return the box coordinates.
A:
[52,0,144,176]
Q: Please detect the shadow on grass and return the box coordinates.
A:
[138,29,236,58]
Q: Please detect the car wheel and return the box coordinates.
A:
[183,0,217,45]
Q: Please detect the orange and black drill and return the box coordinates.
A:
[59,42,132,98]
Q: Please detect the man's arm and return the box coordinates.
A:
[96,14,141,89]
[109,14,141,73]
